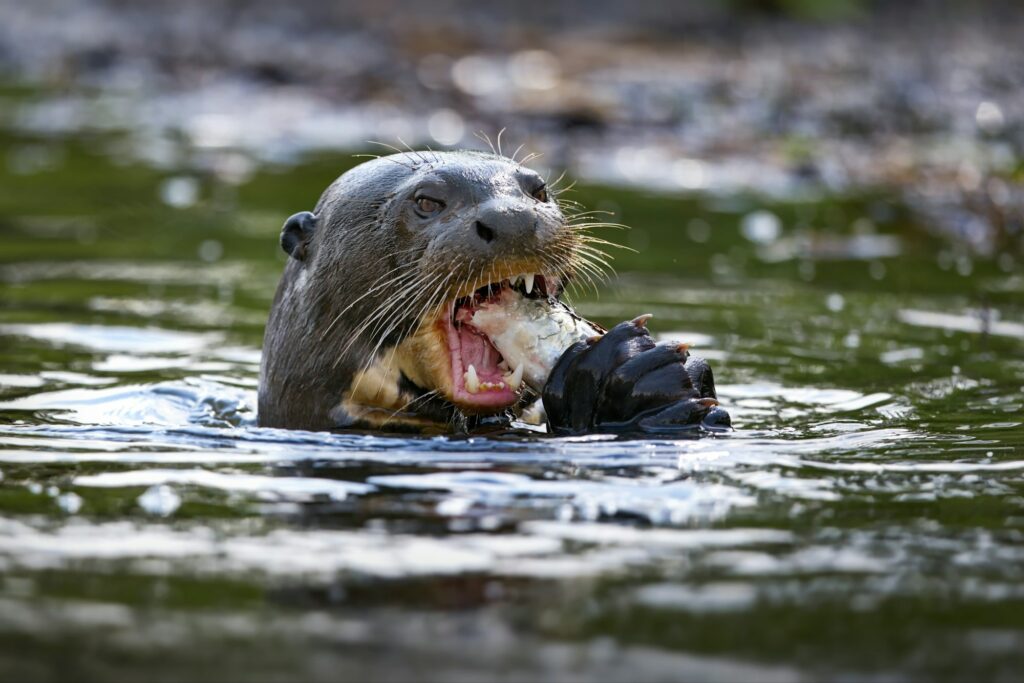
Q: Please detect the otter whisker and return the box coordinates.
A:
[548,169,569,192]
[360,266,456,362]
[318,262,424,340]
[396,136,430,166]
[572,238,629,258]
[345,269,438,351]
[474,131,497,156]
[422,143,442,165]
[496,127,507,157]
[569,248,614,280]
[319,269,421,341]
[366,140,405,155]
[378,389,443,429]
[328,268,432,353]
[354,268,458,393]
[511,143,526,164]
[365,141,422,170]
[573,242,626,263]
[577,237,635,257]
[545,240,611,285]
[346,279,445,398]
[545,246,603,296]
[567,221,631,232]
[563,209,616,221]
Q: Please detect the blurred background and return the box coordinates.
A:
[1,1,1023,681]
[2,0,1022,261]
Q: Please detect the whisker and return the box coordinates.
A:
[396,136,429,165]
[496,127,506,157]
[474,131,497,155]
[511,143,526,164]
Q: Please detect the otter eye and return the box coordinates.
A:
[415,196,443,215]
[531,184,548,203]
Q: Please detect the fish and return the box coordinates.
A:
[469,289,603,392]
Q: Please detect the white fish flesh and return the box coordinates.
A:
[469,290,601,392]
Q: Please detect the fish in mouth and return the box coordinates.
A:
[390,269,599,418]
[444,271,604,410]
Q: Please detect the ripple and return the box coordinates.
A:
[0,323,222,354]
[75,468,373,501]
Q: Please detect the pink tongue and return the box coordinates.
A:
[458,325,503,379]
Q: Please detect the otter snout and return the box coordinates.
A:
[467,198,547,258]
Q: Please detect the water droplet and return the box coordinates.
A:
[826,293,845,312]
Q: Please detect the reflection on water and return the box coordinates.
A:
[1,118,1023,683]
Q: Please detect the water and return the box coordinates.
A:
[2,120,1024,682]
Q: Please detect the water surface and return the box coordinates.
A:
[1,122,1023,681]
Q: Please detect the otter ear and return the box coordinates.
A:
[280,211,318,261]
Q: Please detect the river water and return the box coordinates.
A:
[1,114,1023,681]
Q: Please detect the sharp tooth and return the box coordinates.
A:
[523,273,535,294]
[464,364,479,393]
[509,362,524,388]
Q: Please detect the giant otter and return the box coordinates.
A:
[258,150,729,434]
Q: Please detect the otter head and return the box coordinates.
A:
[271,150,588,429]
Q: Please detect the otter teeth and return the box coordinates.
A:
[523,273,535,295]
[502,363,524,390]
[464,364,479,394]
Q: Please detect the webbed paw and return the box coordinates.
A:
[541,316,730,436]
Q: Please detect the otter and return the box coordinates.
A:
[258,150,728,434]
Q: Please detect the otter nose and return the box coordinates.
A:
[472,200,537,247]
[475,220,495,243]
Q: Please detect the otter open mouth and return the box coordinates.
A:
[443,273,557,411]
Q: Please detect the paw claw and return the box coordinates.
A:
[631,313,654,328]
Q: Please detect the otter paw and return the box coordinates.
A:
[541,317,730,436]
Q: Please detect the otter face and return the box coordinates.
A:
[379,153,578,415]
